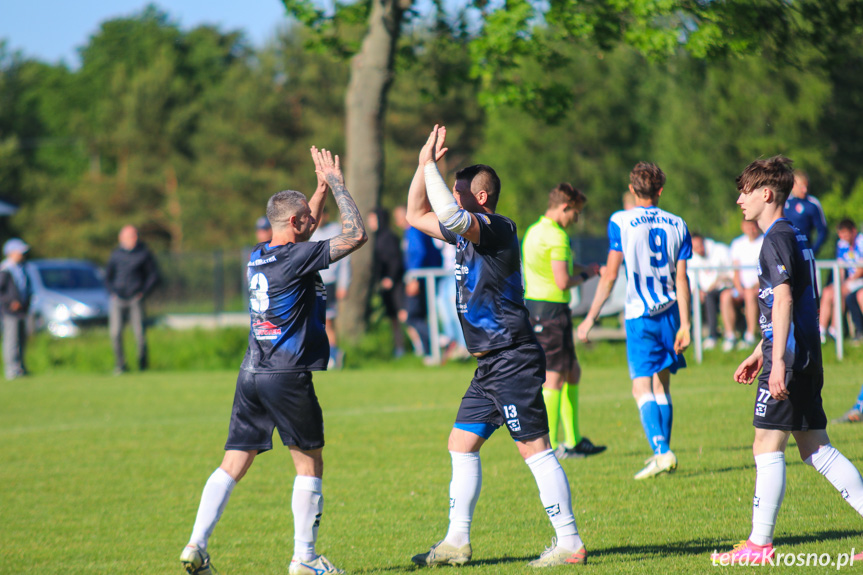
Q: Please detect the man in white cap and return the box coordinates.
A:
[0,238,32,380]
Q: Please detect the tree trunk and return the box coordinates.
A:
[339,0,405,344]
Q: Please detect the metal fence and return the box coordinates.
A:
[149,248,859,366]
[148,249,251,315]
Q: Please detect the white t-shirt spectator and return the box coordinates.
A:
[730,233,764,289]
[688,238,733,293]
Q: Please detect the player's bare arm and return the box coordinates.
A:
[307,147,329,233]
[311,146,367,262]
[734,340,764,384]
[406,164,446,240]
[577,250,623,342]
[674,259,692,354]
[552,260,599,291]
[768,282,792,401]
[410,124,481,243]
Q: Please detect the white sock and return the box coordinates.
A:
[525,449,582,551]
[806,444,863,515]
[292,475,323,561]
[749,452,785,546]
[444,451,481,548]
[189,468,236,550]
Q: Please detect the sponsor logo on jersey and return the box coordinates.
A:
[480,214,491,224]
[795,203,804,214]
[454,263,469,281]
[759,287,774,300]
[248,255,277,267]
[253,319,282,340]
[776,264,787,275]
[628,214,680,228]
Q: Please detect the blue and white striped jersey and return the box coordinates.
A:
[608,206,692,320]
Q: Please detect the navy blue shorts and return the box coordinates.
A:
[225,370,325,453]
[753,369,827,431]
[454,341,548,442]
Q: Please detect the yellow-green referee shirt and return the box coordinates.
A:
[522,216,572,304]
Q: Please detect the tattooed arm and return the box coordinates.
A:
[310,146,367,262]
[307,158,328,235]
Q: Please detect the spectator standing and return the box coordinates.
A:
[368,207,406,358]
[403,217,442,358]
[311,208,351,369]
[0,238,32,380]
[435,239,468,360]
[688,234,733,350]
[106,225,160,374]
[819,218,863,343]
[256,216,273,245]
[784,170,828,256]
[724,219,763,351]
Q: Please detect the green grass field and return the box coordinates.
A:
[3,346,863,574]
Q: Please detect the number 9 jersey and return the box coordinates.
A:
[608,206,692,320]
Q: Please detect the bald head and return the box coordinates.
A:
[119,226,139,250]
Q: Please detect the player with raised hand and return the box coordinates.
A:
[711,156,863,565]
[179,146,366,575]
[407,125,588,568]
[577,162,691,480]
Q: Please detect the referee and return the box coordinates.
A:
[522,183,605,459]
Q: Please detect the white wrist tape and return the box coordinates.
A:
[424,162,472,234]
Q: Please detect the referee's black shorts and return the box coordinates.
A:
[225,369,325,453]
[526,300,577,374]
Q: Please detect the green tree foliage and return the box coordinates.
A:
[1,2,862,267]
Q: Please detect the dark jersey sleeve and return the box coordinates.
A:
[475,213,516,248]
[438,214,515,248]
[289,240,332,277]
[438,223,458,245]
[761,232,795,288]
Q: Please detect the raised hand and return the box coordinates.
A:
[418,124,448,166]
[311,146,345,190]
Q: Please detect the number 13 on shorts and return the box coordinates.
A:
[504,404,522,432]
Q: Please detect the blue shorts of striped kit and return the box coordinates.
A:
[624,303,686,380]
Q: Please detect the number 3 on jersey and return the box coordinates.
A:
[249,272,270,313]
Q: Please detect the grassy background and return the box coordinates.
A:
[2,346,863,574]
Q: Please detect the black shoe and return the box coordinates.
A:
[571,437,607,457]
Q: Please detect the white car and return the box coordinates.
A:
[26,259,110,337]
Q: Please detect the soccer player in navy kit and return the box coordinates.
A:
[179,147,366,575]
[407,125,586,568]
[712,156,863,565]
